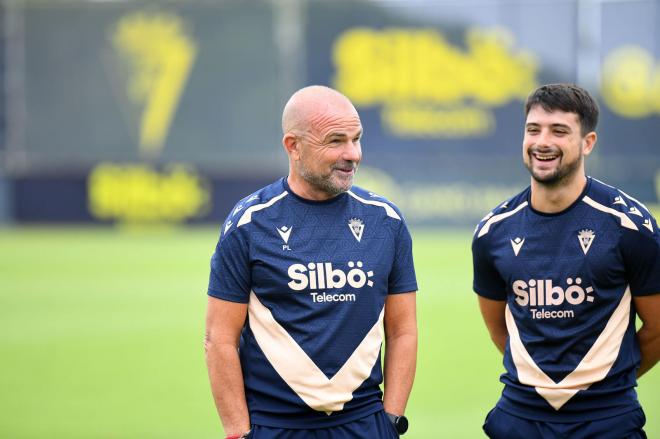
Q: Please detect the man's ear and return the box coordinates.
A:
[582,131,597,157]
[282,133,300,161]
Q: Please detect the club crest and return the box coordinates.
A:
[577,229,595,255]
[348,218,365,242]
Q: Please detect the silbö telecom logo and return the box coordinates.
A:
[512,277,595,319]
[287,261,374,303]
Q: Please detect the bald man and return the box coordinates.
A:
[205,86,418,439]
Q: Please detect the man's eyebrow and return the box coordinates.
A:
[525,122,571,129]
[324,132,349,140]
[324,129,363,141]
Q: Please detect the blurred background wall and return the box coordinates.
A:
[0,0,658,227]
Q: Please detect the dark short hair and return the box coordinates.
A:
[524,84,599,135]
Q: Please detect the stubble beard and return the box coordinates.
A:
[298,161,356,198]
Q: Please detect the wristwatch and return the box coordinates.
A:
[386,412,409,435]
[224,431,250,439]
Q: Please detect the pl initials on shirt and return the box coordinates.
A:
[512,278,595,319]
[288,261,374,291]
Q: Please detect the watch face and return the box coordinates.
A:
[396,415,409,434]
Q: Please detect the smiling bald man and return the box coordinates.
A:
[205,86,418,439]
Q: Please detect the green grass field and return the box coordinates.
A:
[1,227,658,438]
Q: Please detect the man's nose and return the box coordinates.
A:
[537,128,553,147]
[342,141,361,162]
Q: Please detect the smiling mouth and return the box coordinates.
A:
[334,166,356,173]
[532,152,560,162]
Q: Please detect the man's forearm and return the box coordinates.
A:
[206,342,251,435]
[383,331,417,415]
[636,324,660,378]
[491,332,507,355]
[478,296,508,355]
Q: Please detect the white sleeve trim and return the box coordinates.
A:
[236,191,288,227]
[347,191,401,220]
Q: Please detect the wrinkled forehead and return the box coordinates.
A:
[308,103,362,137]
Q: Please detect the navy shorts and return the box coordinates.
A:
[483,407,647,439]
[247,410,399,439]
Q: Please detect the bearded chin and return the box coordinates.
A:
[326,171,355,195]
[527,153,583,187]
[299,165,352,197]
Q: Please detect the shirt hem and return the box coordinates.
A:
[473,287,506,301]
[631,288,660,297]
[496,397,642,423]
[249,402,383,429]
[207,289,248,304]
[389,284,418,294]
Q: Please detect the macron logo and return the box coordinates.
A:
[612,196,627,206]
[643,219,654,232]
[510,237,525,256]
[232,204,244,217]
[277,226,292,244]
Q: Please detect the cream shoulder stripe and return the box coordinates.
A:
[347,191,401,220]
[248,291,384,415]
[477,202,528,238]
[506,288,631,410]
[582,196,638,230]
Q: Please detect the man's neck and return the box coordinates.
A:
[530,173,587,214]
[287,174,337,201]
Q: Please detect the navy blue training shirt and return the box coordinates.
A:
[209,177,418,428]
[472,177,660,422]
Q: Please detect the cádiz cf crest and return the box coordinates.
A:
[577,229,595,255]
[348,218,365,242]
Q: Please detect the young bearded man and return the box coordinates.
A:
[472,83,660,439]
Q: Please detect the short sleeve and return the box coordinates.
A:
[207,229,251,303]
[472,233,507,301]
[622,215,660,297]
[388,220,418,294]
